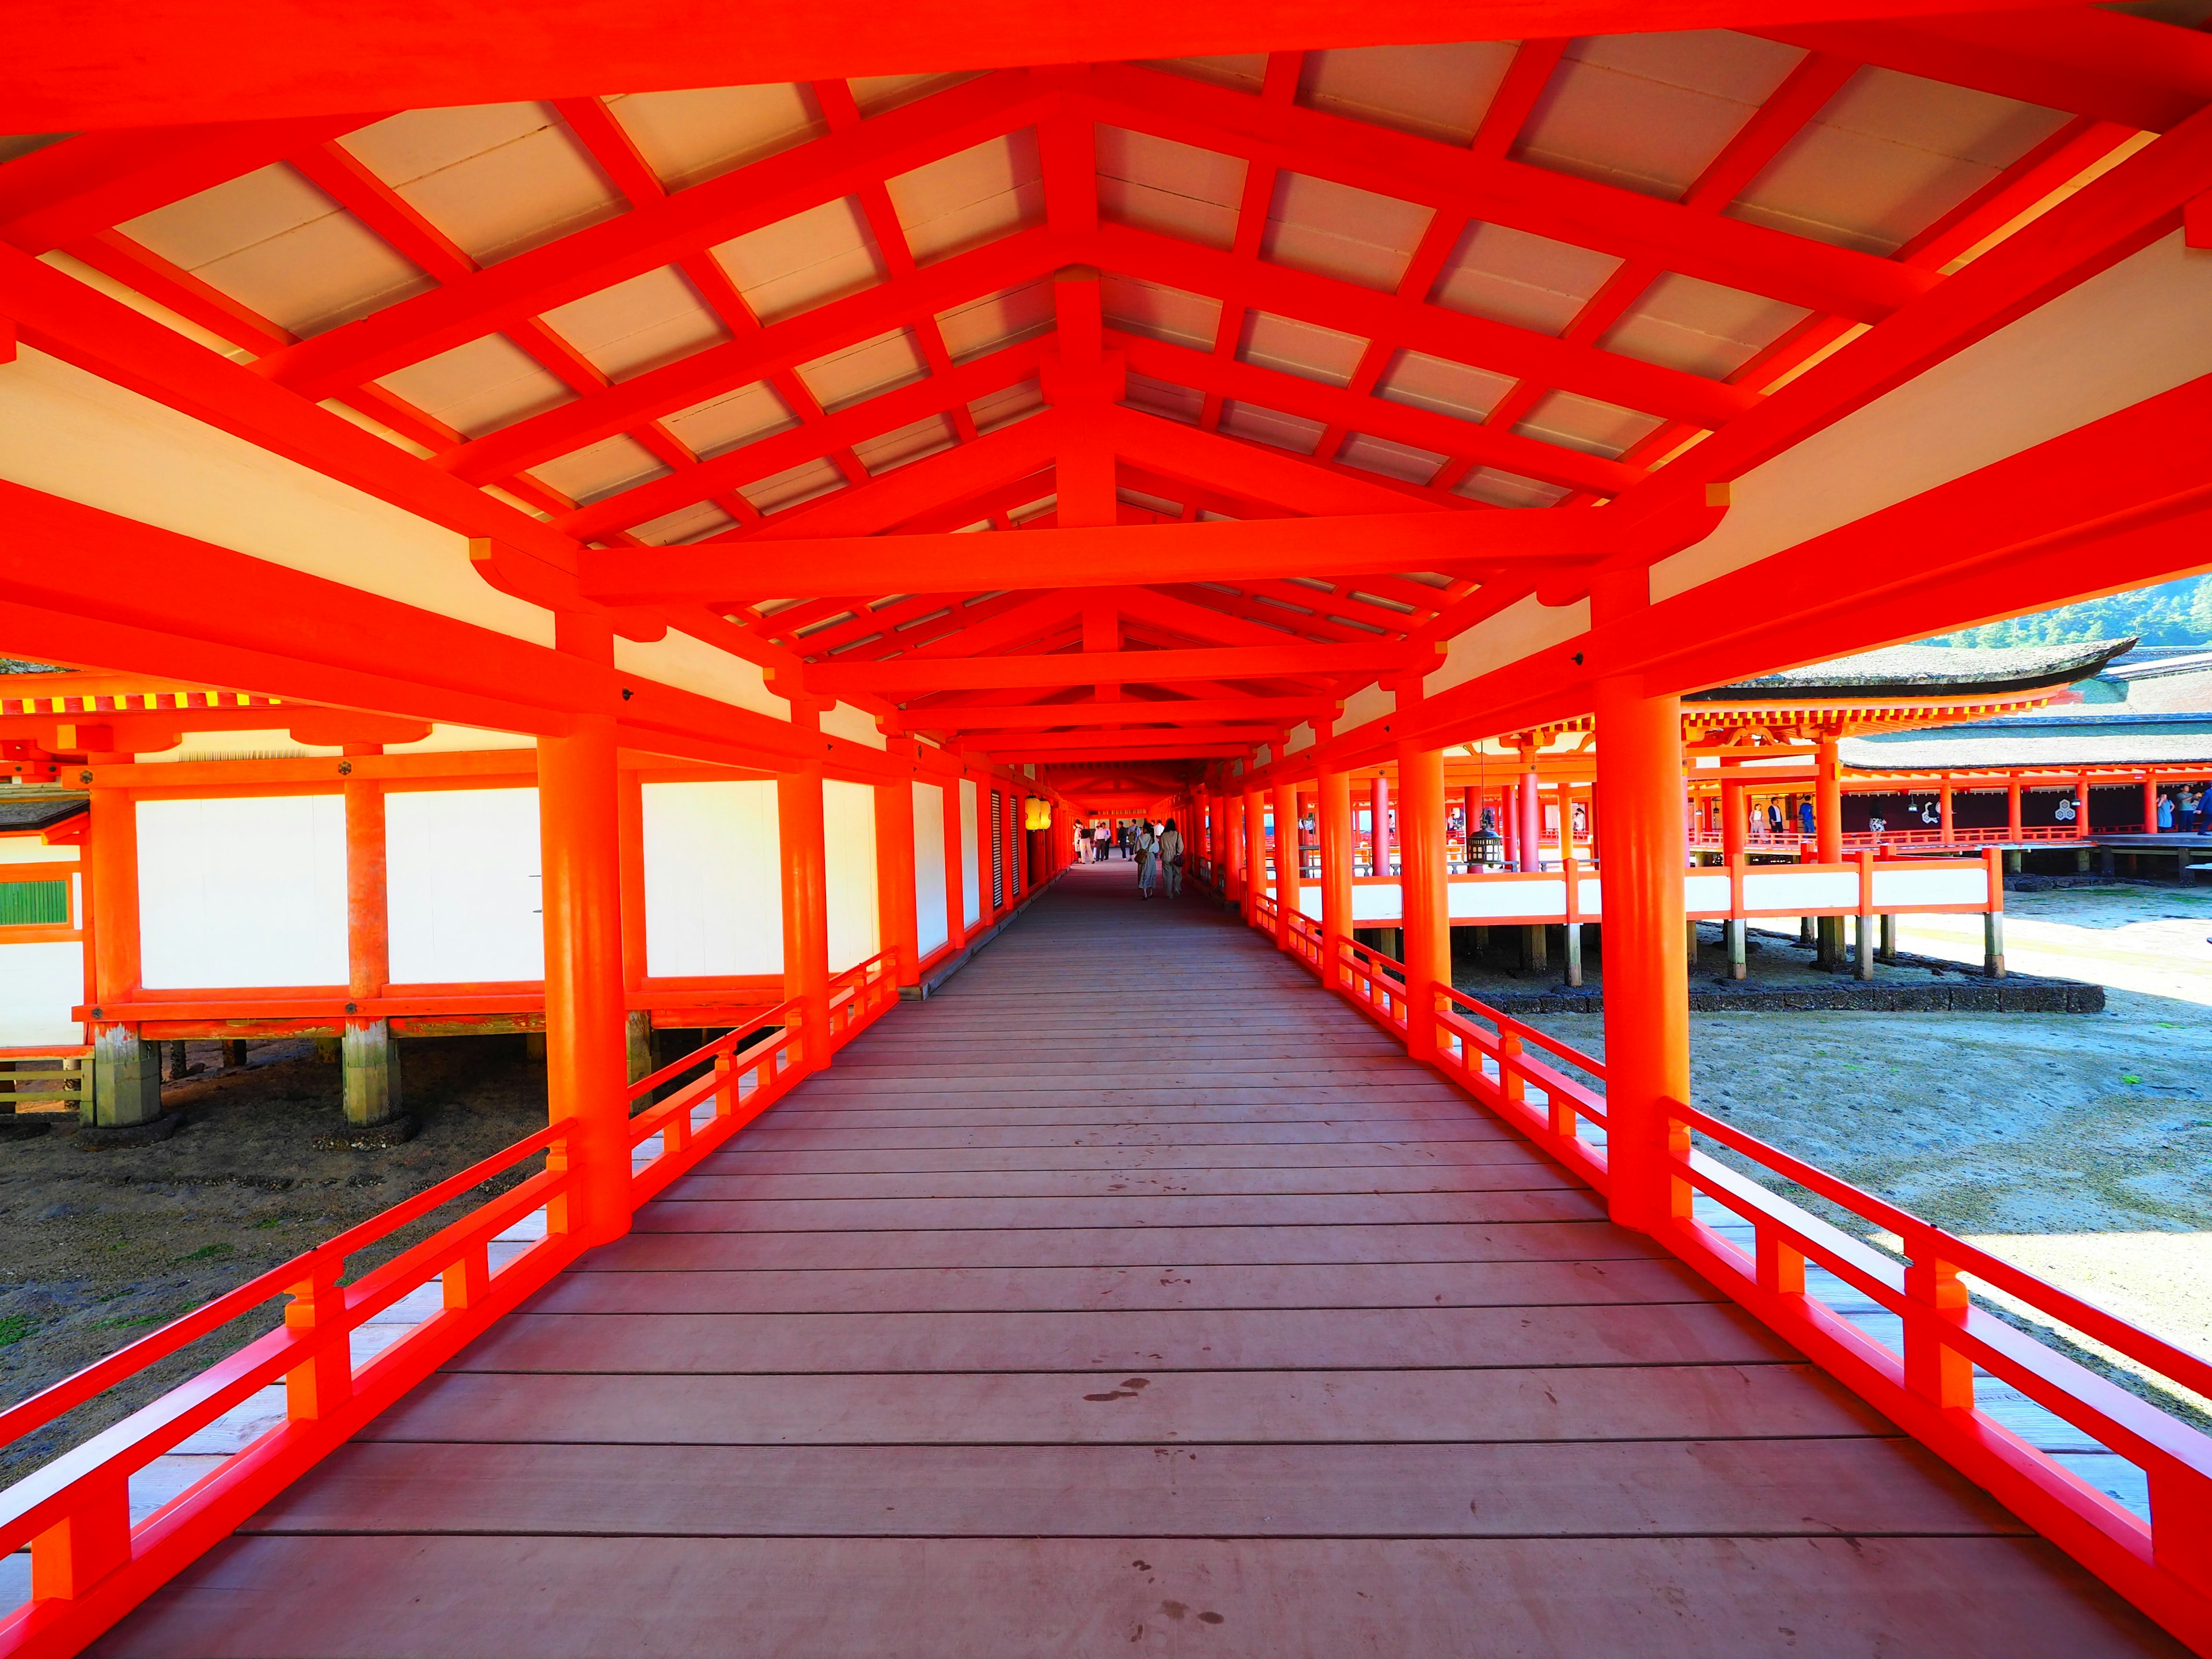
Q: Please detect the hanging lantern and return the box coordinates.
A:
[1024,795,1053,831]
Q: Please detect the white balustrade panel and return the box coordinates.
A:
[959,779,981,929]
[1743,869,1862,912]
[1872,865,1991,908]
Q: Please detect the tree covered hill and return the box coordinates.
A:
[1926,575,2212,649]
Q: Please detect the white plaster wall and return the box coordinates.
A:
[0,347,551,645]
[0,843,78,866]
[138,796,348,988]
[824,778,880,974]
[912,781,949,958]
[960,779,982,927]
[385,788,545,983]
[612,630,785,720]
[1425,593,1592,701]
[641,780,782,978]
[0,942,84,1045]
[1873,866,1991,908]
[1744,870,1861,912]
[821,701,888,750]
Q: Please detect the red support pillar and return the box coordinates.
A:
[1517,761,1541,873]
[1816,735,1843,865]
[1594,671,1691,1237]
[941,772,967,957]
[1241,786,1264,923]
[1501,786,1519,870]
[1272,782,1297,952]
[2145,773,2161,834]
[342,758,399,1126]
[2008,775,2024,842]
[778,745,831,1073]
[1320,767,1353,988]
[537,617,632,1247]
[875,770,919,990]
[1370,773,1391,879]
[1461,786,1479,868]
[85,781,160,1127]
[1399,737,1450,1062]
[2075,773,2092,840]
[1224,789,1245,907]
[1940,778,1956,846]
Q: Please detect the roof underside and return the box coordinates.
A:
[3,13,2199,777]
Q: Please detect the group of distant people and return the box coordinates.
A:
[1745,785,2212,840]
[1072,817,1186,899]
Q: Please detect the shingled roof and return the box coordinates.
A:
[1689,638,2136,702]
[1841,713,2212,771]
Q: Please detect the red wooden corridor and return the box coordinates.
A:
[85,865,2177,1657]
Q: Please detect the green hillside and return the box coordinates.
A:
[1925,575,2212,649]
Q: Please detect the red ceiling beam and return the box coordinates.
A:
[916,696,1326,730]
[0,117,380,252]
[1074,62,1937,323]
[0,0,2059,130]
[581,499,1721,604]
[1098,225,1753,436]
[807,642,1425,694]
[1104,321,1637,497]
[962,724,1284,751]
[253,72,1055,400]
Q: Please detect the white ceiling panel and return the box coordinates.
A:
[1142,55,1269,93]
[1238,310,1368,386]
[631,501,741,544]
[1512,389,1664,459]
[1454,466,1571,508]
[120,164,434,336]
[937,278,1054,361]
[537,264,729,381]
[1338,431,1447,483]
[661,379,797,456]
[970,378,1048,433]
[1429,220,1623,334]
[529,432,672,504]
[1264,172,1434,292]
[853,413,960,472]
[1219,400,1327,454]
[1297,43,1518,145]
[1123,372,1205,424]
[851,71,985,116]
[742,454,848,513]
[1101,273,1222,350]
[345,103,625,265]
[1517,32,1808,200]
[1600,271,1809,377]
[604,84,825,191]
[708,196,885,323]
[885,130,1044,263]
[794,326,929,411]
[1097,126,1247,249]
[374,333,575,437]
[1373,348,1516,422]
[1730,68,2073,253]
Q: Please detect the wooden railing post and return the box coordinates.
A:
[1903,1237,1975,1410]
[30,1478,129,1602]
[283,1257,353,1421]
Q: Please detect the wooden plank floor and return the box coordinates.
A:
[97,867,2184,1657]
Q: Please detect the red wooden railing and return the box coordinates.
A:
[0,948,910,1656]
[1249,904,2212,1650]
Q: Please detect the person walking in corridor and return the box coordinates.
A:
[1093,821,1110,862]
[1135,822,1160,898]
[1159,817,1184,898]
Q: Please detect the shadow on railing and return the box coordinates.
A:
[1243,902,2212,1650]
[0,949,909,1657]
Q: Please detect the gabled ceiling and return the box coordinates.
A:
[2,7,2202,779]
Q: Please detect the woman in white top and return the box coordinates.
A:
[1158,818,1185,898]
[1134,824,1160,897]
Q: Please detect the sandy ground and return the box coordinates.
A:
[0,1037,548,1480]
[1520,881,2212,1416]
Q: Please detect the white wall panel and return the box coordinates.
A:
[385,789,544,983]
[912,781,948,959]
[1684,873,1733,914]
[824,779,880,974]
[1873,866,1990,908]
[0,942,84,1045]
[960,779,981,928]
[642,780,782,978]
[138,796,347,989]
